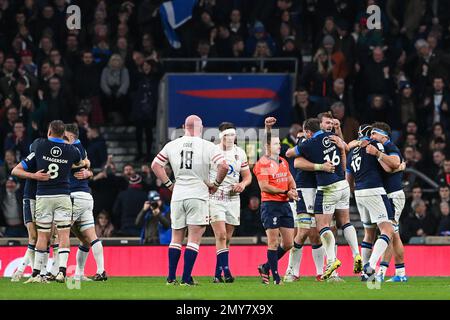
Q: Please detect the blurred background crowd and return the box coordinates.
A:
[1,0,450,243]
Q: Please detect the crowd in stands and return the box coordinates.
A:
[1,0,450,243]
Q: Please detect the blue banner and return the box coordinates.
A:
[167,74,292,128]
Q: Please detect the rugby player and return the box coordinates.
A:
[367,122,408,282]
[283,131,334,282]
[11,139,44,281]
[254,117,297,285]
[294,118,362,280]
[151,115,228,286]
[346,124,396,280]
[210,122,252,283]
[64,124,107,281]
[12,120,85,283]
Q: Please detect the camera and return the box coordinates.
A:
[150,201,159,210]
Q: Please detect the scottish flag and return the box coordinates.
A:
[160,0,198,49]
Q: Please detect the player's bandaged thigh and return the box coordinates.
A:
[296,213,313,229]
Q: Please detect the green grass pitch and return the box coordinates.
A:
[1,277,450,300]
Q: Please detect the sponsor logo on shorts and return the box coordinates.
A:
[273,217,278,225]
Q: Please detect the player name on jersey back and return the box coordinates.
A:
[21,138,82,196]
[155,136,225,202]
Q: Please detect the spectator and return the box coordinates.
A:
[4,120,30,160]
[245,21,276,57]
[86,126,108,170]
[0,106,20,159]
[101,54,130,125]
[277,36,302,73]
[401,199,437,243]
[330,101,359,143]
[431,185,450,220]
[359,47,394,99]
[420,77,450,130]
[322,34,348,81]
[326,78,353,115]
[75,109,89,147]
[437,202,450,236]
[426,150,445,179]
[41,76,75,125]
[113,174,147,236]
[131,59,159,162]
[95,210,115,238]
[135,191,171,244]
[292,88,321,124]
[436,159,450,186]
[73,51,102,124]
[90,156,128,216]
[229,9,247,39]
[0,150,17,182]
[396,81,417,126]
[0,176,26,237]
[301,47,334,99]
[194,40,217,72]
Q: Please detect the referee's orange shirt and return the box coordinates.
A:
[253,155,291,202]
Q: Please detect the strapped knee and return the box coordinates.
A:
[36,222,52,232]
[55,221,72,230]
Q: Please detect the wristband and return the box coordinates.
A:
[213,179,221,188]
[314,163,324,171]
[377,152,384,161]
[164,179,173,188]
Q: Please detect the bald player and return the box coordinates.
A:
[151,115,229,286]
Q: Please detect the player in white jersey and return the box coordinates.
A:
[151,115,229,286]
[64,124,107,281]
[210,122,252,283]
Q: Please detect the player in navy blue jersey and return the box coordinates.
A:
[295,118,362,280]
[11,139,44,282]
[12,120,85,283]
[346,124,396,280]
[64,124,107,281]
[283,132,335,282]
[366,122,408,282]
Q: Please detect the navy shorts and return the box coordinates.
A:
[260,201,294,229]
[23,198,35,225]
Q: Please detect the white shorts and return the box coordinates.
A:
[387,190,406,224]
[315,180,350,215]
[71,192,95,232]
[355,188,392,227]
[171,198,209,229]
[35,195,72,224]
[210,200,240,225]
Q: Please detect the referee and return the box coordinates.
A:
[253,117,298,285]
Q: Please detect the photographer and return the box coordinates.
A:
[135,191,171,245]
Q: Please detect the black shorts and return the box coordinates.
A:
[260,201,294,229]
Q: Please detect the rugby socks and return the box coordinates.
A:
[18,244,35,272]
[395,263,406,277]
[267,249,280,282]
[312,244,324,276]
[40,247,50,276]
[216,248,232,279]
[361,241,373,266]
[369,234,390,269]
[263,245,288,271]
[58,248,70,276]
[342,223,360,258]
[182,242,199,283]
[319,227,336,264]
[168,243,182,281]
[32,249,47,277]
[287,242,303,277]
[75,245,90,277]
[378,261,389,277]
[91,239,105,274]
[50,244,59,276]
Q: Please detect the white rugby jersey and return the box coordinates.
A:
[154,136,224,201]
[209,144,249,202]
